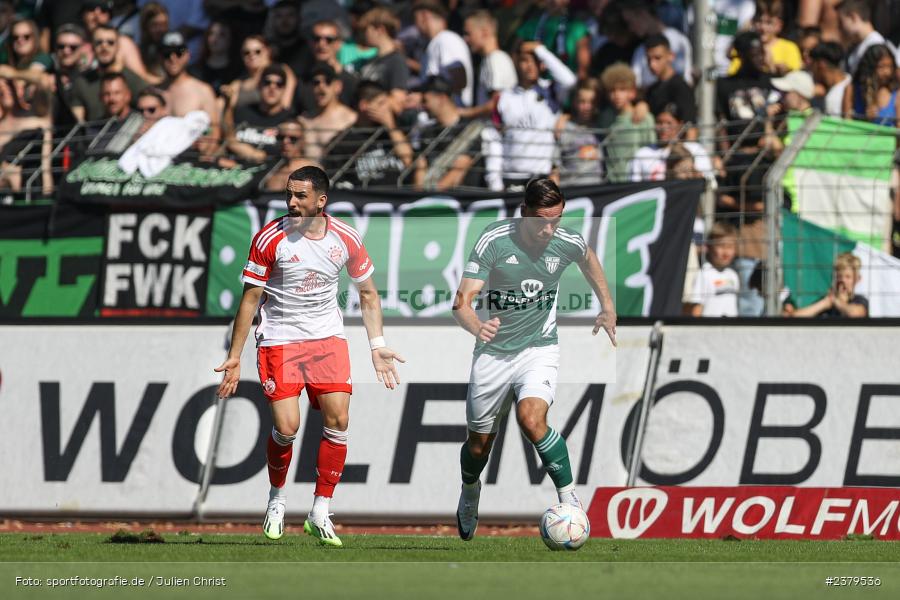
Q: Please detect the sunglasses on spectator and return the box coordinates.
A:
[242,48,263,57]
[93,38,116,47]
[57,43,81,52]
[13,34,32,42]
[138,105,159,115]
[278,134,302,143]
[312,77,331,87]
[262,78,285,88]
[162,47,187,58]
[312,35,338,44]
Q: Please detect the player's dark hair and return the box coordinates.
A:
[523,178,565,209]
[288,165,329,196]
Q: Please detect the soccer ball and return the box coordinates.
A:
[539,503,590,551]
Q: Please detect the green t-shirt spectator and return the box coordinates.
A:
[604,112,657,183]
[338,43,378,74]
[516,14,587,72]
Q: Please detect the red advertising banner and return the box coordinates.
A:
[588,487,900,540]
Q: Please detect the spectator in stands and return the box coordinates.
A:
[715,31,772,152]
[135,86,168,137]
[843,44,900,125]
[413,75,483,190]
[484,41,576,191]
[226,63,296,164]
[266,1,306,76]
[461,10,516,119]
[798,25,822,70]
[264,120,318,192]
[771,70,816,115]
[322,80,413,188]
[601,62,656,183]
[0,74,52,194]
[413,0,474,107]
[100,71,132,120]
[138,2,169,81]
[80,0,160,85]
[838,0,900,75]
[792,252,868,317]
[4,18,50,72]
[516,0,590,79]
[665,143,700,180]
[299,62,357,161]
[70,25,147,123]
[810,41,851,116]
[643,34,697,134]
[158,32,219,138]
[296,21,358,113]
[337,2,378,73]
[147,0,208,60]
[630,102,713,182]
[557,78,602,186]
[358,7,410,116]
[223,35,294,113]
[729,0,801,76]
[188,20,240,96]
[622,0,693,88]
[686,221,740,317]
[589,1,639,82]
[0,1,13,65]
[709,0,755,76]
[111,1,141,42]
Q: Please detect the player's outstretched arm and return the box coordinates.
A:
[577,248,617,346]
[452,277,499,342]
[214,283,264,398]
[356,275,405,390]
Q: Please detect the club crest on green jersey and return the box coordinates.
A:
[544,256,560,273]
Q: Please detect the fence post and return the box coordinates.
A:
[763,111,822,315]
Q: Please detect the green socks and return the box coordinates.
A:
[460,443,489,485]
[534,427,573,489]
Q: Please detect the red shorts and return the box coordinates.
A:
[257,336,352,407]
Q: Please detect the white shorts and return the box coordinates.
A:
[466,344,559,434]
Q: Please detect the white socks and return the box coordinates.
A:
[269,485,285,502]
[310,494,331,521]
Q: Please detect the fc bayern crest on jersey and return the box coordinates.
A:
[329,245,343,264]
[545,256,561,273]
[264,378,276,395]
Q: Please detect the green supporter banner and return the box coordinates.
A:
[206,182,702,318]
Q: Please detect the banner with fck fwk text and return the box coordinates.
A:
[205,180,702,318]
[101,210,213,317]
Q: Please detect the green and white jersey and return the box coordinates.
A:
[464,219,587,356]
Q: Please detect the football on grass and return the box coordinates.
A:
[539,503,590,551]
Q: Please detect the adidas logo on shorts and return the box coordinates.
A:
[542,380,551,387]
[505,255,519,264]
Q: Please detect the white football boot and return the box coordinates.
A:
[263,495,286,540]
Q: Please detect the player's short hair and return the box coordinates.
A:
[288,165,330,196]
[834,251,861,274]
[465,9,497,33]
[600,62,636,91]
[644,33,670,52]
[707,221,737,243]
[809,41,844,67]
[836,0,871,21]
[523,178,565,209]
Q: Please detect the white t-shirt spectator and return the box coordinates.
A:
[688,261,740,316]
[632,27,694,88]
[423,30,474,107]
[628,142,714,182]
[476,49,517,106]
[824,75,852,117]
[847,30,900,75]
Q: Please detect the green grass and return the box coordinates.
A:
[1,533,898,600]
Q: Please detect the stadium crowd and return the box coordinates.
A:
[0,0,896,316]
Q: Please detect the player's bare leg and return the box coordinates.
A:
[264,397,301,540]
[516,397,582,510]
[456,430,496,540]
[303,391,350,547]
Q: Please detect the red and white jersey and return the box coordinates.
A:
[242,214,374,346]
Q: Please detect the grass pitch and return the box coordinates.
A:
[1,532,898,600]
